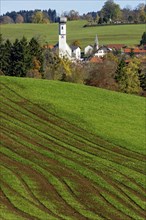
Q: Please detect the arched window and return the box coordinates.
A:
[62,26,63,30]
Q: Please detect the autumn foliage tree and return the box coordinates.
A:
[118,59,141,94]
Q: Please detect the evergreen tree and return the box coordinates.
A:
[10,37,31,77]
[140,32,146,45]
[0,35,12,75]
[115,58,126,81]
[29,37,44,74]
[3,39,12,75]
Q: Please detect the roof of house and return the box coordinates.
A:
[124,48,146,53]
[43,44,54,49]
[107,44,125,49]
[90,56,103,63]
[85,45,93,48]
[70,45,81,50]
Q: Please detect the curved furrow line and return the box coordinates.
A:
[1,145,104,220]
[118,180,146,201]
[61,179,114,220]
[0,131,144,219]
[0,182,39,220]
[1,110,145,177]
[0,163,64,220]
[62,178,131,220]
[0,190,29,220]
[0,153,87,220]
[1,84,145,159]
[112,180,146,217]
[1,123,146,214]
[114,182,146,213]
[1,95,145,163]
[0,164,65,220]
[0,164,40,206]
[1,180,59,220]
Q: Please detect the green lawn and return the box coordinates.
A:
[1,21,145,48]
[0,76,145,220]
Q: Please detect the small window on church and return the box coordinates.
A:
[62,26,63,30]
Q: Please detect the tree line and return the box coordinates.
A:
[0,9,57,24]
[0,34,44,78]
[83,0,146,25]
[1,0,146,24]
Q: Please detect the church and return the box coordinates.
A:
[56,17,81,60]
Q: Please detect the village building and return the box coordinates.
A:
[123,48,146,57]
[94,45,111,57]
[84,34,99,56]
[55,17,81,60]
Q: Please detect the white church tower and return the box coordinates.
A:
[59,17,72,59]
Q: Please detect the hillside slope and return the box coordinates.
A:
[0,76,146,220]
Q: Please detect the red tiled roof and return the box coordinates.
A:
[107,44,125,49]
[124,48,146,53]
[90,57,103,63]
[43,44,54,49]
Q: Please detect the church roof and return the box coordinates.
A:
[70,45,81,50]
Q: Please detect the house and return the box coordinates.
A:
[70,46,81,60]
[84,34,99,56]
[106,44,125,50]
[89,56,103,63]
[84,45,93,55]
[94,46,110,57]
[123,48,146,56]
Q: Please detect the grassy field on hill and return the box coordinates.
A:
[0,76,146,220]
[1,21,145,48]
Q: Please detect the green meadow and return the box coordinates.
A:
[1,21,145,48]
[0,76,146,219]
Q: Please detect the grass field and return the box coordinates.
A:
[0,76,146,220]
[0,21,145,48]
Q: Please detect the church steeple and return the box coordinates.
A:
[94,34,99,50]
[59,17,67,58]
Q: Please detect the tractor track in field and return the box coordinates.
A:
[1,83,145,159]
[1,107,145,176]
[0,130,145,219]
[1,93,145,163]
[0,184,38,220]
[1,82,146,220]
[0,124,145,218]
